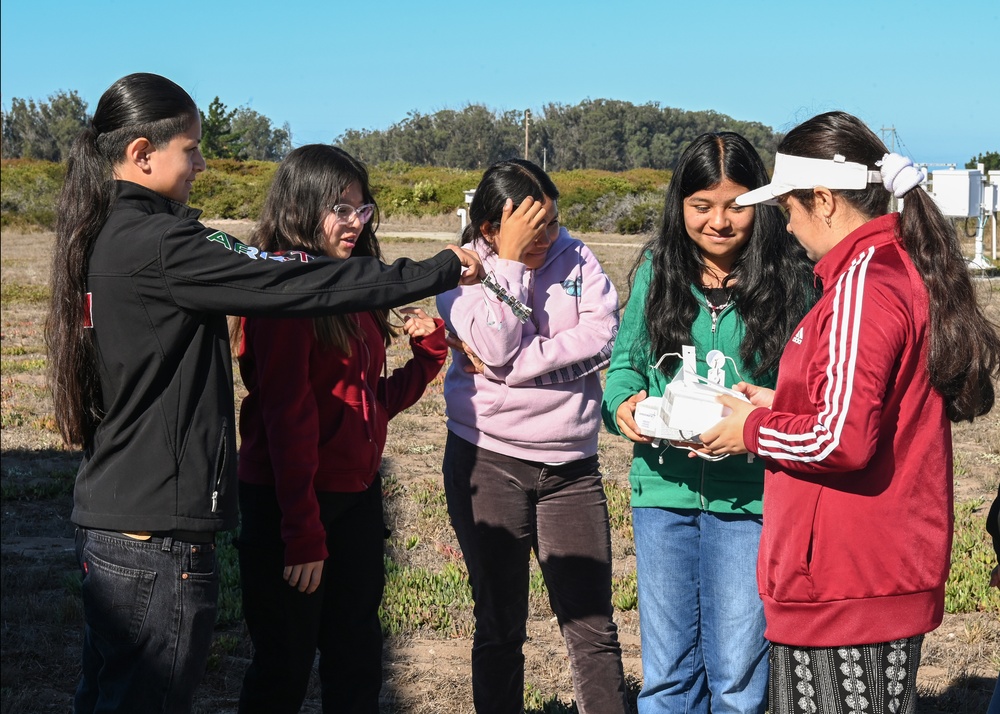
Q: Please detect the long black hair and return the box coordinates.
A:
[632,132,816,379]
[781,111,1000,421]
[46,73,199,446]
[232,144,395,354]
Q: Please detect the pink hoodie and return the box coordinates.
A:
[436,228,619,462]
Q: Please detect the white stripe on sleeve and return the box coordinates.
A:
[757,247,875,462]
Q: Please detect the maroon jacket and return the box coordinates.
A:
[237,312,447,565]
[744,213,953,647]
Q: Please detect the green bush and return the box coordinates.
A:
[1,159,65,229]
[371,164,481,218]
[613,193,663,235]
[552,168,670,233]
[0,159,673,234]
[189,160,277,220]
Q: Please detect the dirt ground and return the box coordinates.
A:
[1,223,998,713]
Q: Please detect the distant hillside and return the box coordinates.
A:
[336,99,782,172]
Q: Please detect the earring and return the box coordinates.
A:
[825,216,832,228]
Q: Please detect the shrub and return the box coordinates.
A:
[611,193,663,235]
[189,160,277,220]
[1,159,65,229]
[0,159,673,234]
[411,180,438,203]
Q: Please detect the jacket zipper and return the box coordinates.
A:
[701,299,735,506]
[358,315,376,488]
[212,421,227,513]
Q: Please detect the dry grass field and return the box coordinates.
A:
[1,220,998,713]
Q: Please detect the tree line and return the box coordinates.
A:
[1,91,291,162]
[4,89,996,174]
[335,100,785,172]
[966,151,1000,171]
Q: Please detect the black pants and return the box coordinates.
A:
[442,431,630,714]
[237,480,386,714]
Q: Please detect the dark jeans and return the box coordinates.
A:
[237,480,386,714]
[73,528,219,714]
[442,431,630,714]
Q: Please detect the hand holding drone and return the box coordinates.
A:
[634,346,750,460]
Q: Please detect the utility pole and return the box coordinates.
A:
[524,109,530,160]
[880,126,896,153]
[880,126,898,211]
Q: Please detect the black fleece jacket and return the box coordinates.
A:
[73,181,460,534]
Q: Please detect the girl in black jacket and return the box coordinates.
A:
[46,72,481,714]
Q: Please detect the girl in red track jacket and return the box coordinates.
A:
[699,112,1000,714]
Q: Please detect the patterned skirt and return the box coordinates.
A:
[769,636,923,714]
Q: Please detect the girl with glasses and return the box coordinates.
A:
[48,73,481,714]
[232,144,449,713]
[437,159,630,714]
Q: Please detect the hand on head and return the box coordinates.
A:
[494,196,549,263]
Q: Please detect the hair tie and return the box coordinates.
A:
[877,153,924,198]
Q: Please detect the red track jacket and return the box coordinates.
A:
[744,213,953,647]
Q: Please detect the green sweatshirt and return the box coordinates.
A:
[601,258,774,514]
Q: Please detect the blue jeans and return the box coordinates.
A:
[443,431,631,714]
[632,507,767,714]
[74,528,219,714]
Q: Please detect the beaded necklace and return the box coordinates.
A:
[701,286,732,312]
[701,285,733,332]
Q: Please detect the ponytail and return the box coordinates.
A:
[45,73,199,446]
[45,127,115,445]
[897,187,1000,421]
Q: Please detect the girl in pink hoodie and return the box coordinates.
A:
[437,159,627,714]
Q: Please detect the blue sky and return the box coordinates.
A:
[2,0,997,166]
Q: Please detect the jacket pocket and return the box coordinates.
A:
[316,401,383,489]
[477,382,509,419]
[764,484,823,604]
[210,420,228,513]
[803,488,823,575]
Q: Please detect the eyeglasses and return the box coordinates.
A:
[329,203,375,224]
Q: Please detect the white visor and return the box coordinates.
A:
[736,153,883,206]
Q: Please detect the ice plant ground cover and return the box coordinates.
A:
[1,222,997,713]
